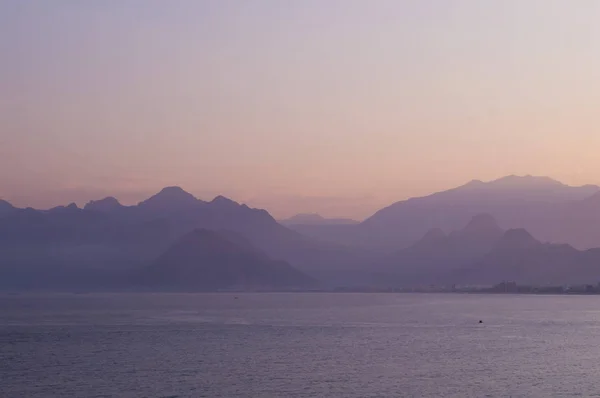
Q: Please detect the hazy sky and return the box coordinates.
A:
[2,1,600,219]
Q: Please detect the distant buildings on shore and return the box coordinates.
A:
[333,281,600,294]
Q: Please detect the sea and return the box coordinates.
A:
[2,292,600,397]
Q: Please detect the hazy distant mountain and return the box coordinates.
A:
[5,178,600,290]
[136,229,315,290]
[292,175,600,251]
[457,229,600,286]
[375,214,504,285]
[364,175,600,249]
[541,191,600,249]
[369,218,600,287]
[280,213,359,226]
[122,188,372,279]
[367,175,598,226]
[0,201,173,289]
[0,187,372,289]
[402,213,503,262]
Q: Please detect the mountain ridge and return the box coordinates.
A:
[3,176,600,289]
[0,186,371,289]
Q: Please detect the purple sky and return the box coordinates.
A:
[2,1,600,219]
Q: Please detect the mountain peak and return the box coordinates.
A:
[464,179,484,187]
[84,197,122,212]
[157,186,194,196]
[210,195,240,208]
[491,175,563,187]
[458,175,566,192]
[495,228,541,251]
[139,186,200,210]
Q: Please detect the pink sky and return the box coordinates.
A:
[2,1,600,219]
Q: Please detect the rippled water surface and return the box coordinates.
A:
[2,293,600,397]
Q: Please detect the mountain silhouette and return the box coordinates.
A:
[46,203,80,214]
[408,214,503,257]
[370,219,600,287]
[84,197,124,213]
[289,175,600,251]
[136,229,315,290]
[210,195,242,210]
[138,186,203,212]
[0,187,371,289]
[4,178,600,290]
[374,214,505,285]
[457,228,600,285]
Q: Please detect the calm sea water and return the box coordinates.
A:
[2,293,600,397]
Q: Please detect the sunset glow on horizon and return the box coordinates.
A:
[2,0,600,219]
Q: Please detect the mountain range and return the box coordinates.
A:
[287,175,600,251]
[0,187,366,289]
[459,229,600,286]
[1,175,600,290]
[372,214,600,287]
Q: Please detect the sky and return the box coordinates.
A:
[1,0,600,219]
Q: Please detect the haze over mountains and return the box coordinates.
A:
[289,175,600,251]
[375,214,505,285]
[1,175,600,290]
[374,213,600,287]
[0,186,365,290]
[458,228,600,286]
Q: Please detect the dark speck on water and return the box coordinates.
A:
[2,292,600,397]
